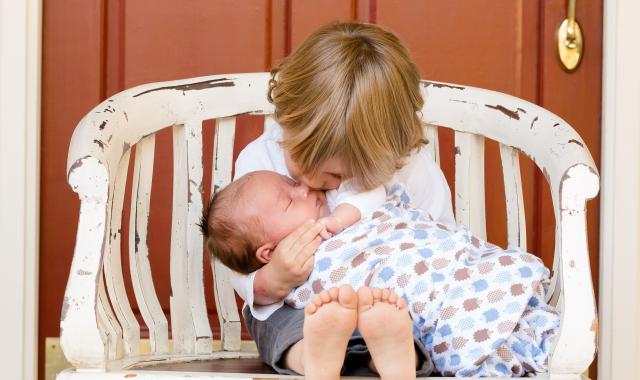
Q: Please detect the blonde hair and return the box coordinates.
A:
[268,21,426,190]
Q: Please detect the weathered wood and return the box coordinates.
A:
[548,165,599,375]
[97,271,123,360]
[424,124,440,166]
[499,144,527,250]
[61,157,110,369]
[184,119,213,354]
[211,117,242,352]
[170,124,195,354]
[61,74,600,377]
[454,131,487,240]
[422,80,599,374]
[102,149,141,356]
[129,134,169,354]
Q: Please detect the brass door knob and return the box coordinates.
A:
[557,0,584,71]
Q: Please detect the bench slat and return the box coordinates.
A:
[454,131,487,239]
[129,135,169,354]
[424,124,440,166]
[170,122,214,354]
[185,120,213,354]
[103,150,141,356]
[499,144,527,250]
[211,117,242,352]
[97,271,123,360]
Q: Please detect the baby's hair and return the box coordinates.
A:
[198,174,264,274]
[268,21,427,190]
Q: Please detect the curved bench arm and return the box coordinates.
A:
[62,73,273,368]
[422,81,599,374]
[61,157,110,368]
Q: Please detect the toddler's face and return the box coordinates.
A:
[282,131,346,190]
[239,171,330,243]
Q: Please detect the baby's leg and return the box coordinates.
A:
[357,287,417,380]
[292,285,358,380]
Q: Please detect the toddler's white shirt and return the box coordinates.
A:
[230,118,455,320]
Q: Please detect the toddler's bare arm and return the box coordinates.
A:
[319,203,361,236]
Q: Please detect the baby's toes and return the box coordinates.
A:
[319,290,332,303]
[388,290,398,304]
[371,288,383,302]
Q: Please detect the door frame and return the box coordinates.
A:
[598,0,640,378]
[0,0,42,379]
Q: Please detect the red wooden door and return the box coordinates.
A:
[40,1,602,379]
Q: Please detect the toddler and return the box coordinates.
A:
[215,20,454,380]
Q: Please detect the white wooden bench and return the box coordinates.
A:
[57,72,599,379]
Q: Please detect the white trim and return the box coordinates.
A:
[599,0,640,379]
[0,0,41,379]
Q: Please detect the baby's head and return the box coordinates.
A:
[269,21,426,191]
[199,171,330,274]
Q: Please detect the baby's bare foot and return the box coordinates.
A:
[303,285,358,380]
[358,287,416,380]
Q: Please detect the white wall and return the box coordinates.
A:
[0,0,41,379]
[599,0,640,378]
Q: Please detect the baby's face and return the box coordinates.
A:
[239,171,330,243]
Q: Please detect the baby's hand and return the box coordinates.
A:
[317,215,344,239]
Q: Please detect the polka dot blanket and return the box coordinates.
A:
[285,184,560,376]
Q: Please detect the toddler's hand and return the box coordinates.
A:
[265,220,324,291]
[317,215,344,238]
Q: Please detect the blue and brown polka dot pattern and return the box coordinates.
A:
[285,185,559,376]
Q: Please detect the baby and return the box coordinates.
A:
[202,170,559,377]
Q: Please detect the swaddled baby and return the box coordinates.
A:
[202,170,559,377]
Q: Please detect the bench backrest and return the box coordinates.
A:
[62,73,599,375]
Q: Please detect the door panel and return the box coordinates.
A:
[40,1,104,378]
[40,1,602,379]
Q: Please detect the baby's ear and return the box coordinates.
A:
[256,242,276,264]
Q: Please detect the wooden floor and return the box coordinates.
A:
[143,357,279,374]
[142,357,380,377]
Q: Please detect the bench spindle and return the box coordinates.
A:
[211,117,242,352]
[102,150,141,356]
[424,124,440,166]
[128,134,169,355]
[97,271,124,360]
[170,122,213,354]
[454,131,487,240]
[499,144,527,250]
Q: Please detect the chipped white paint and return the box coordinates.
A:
[548,165,599,374]
[421,80,599,376]
[102,149,141,356]
[62,157,110,369]
[97,272,123,361]
[499,144,527,250]
[61,74,598,379]
[212,117,242,352]
[424,124,440,166]
[129,134,169,354]
[419,86,440,167]
[185,119,214,354]
[170,123,197,354]
[454,131,487,240]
